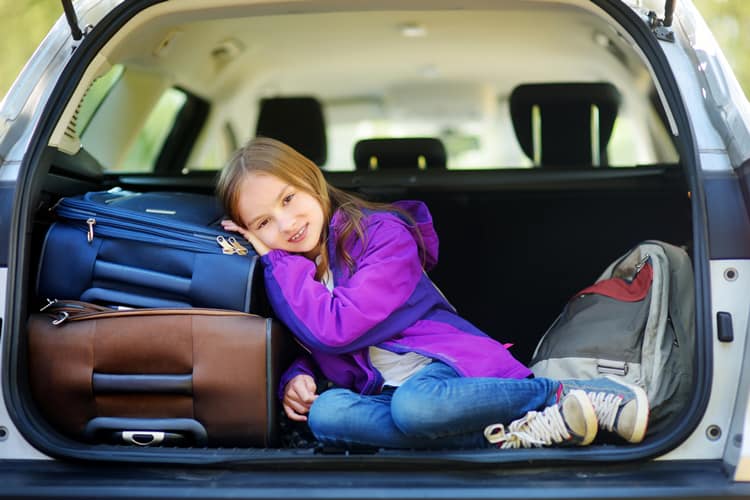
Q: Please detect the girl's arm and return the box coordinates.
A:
[262,215,425,353]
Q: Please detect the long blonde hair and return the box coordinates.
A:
[217,137,409,279]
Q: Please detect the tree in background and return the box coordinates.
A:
[0,1,748,98]
[0,0,60,98]
[694,0,750,94]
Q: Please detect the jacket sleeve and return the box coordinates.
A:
[278,354,318,401]
[261,215,424,354]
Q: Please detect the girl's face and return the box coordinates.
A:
[236,171,325,259]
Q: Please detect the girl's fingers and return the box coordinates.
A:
[285,396,312,415]
[282,377,317,417]
[221,219,242,232]
[289,384,317,406]
[221,220,270,255]
[283,392,315,421]
[283,403,308,422]
[291,376,317,403]
[281,374,318,422]
[221,219,252,240]
[303,376,318,394]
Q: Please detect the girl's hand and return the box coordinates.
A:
[282,374,318,422]
[221,219,271,256]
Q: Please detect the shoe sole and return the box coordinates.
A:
[567,389,598,446]
[604,375,649,443]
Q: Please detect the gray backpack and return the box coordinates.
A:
[530,241,694,436]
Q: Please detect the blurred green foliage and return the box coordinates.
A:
[0,1,748,99]
[694,0,750,94]
[0,0,61,99]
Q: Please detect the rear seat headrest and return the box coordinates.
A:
[353,138,447,170]
[255,96,327,166]
[509,82,621,167]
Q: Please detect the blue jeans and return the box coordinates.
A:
[307,362,560,450]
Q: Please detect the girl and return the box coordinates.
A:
[218,137,649,450]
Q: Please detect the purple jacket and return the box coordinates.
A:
[261,200,532,398]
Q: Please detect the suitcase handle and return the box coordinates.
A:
[84,417,209,446]
[120,431,186,446]
[92,373,193,395]
[93,260,192,295]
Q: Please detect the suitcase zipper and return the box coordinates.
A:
[55,200,249,255]
[41,299,258,325]
[86,218,96,243]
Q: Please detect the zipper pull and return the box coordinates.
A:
[40,298,58,312]
[86,218,96,243]
[52,311,70,326]
[633,254,650,276]
[216,235,237,254]
[228,237,249,256]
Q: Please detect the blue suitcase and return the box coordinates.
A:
[36,189,265,312]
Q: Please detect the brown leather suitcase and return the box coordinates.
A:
[27,301,295,447]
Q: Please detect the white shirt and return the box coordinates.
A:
[368,346,432,387]
[317,257,432,387]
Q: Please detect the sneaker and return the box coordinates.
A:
[483,389,597,448]
[561,376,649,443]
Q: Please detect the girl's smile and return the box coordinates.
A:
[288,223,308,243]
[236,171,325,259]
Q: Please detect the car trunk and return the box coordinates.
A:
[8,155,693,463]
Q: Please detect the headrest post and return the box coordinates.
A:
[353,138,447,170]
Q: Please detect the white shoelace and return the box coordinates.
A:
[586,391,622,432]
[483,404,570,449]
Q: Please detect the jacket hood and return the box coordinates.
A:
[329,200,440,271]
[391,200,439,271]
